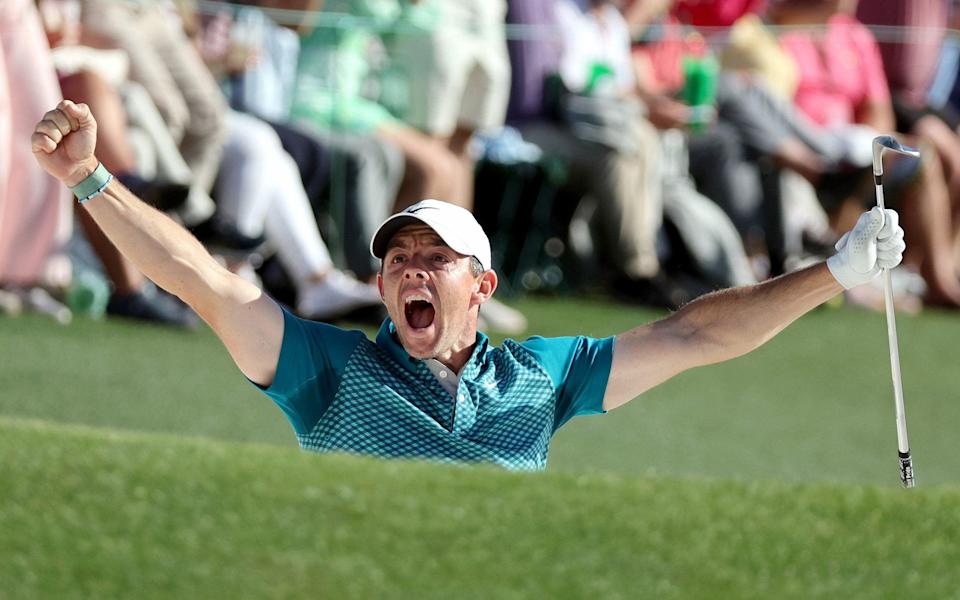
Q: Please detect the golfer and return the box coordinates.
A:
[32,101,906,470]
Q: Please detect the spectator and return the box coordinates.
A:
[172,0,385,319]
[508,0,756,299]
[629,3,846,226]
[215,111,383,320]
[37,0,203,325]
[386,0,512,209]
[289,0,527,332]
[507,0,663,283]
[857,0,960,219]
[57,69,198,326]
[205,1,403,282]
[79,0,226,227]
[773,0,960,307]
[290,0,460,211]
[0,0,74,320]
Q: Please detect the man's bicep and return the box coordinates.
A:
[204,272,285,387]
[603,317,705,411]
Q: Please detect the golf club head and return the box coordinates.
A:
[873,135,921,176]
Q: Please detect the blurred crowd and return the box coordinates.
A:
[4,0,960,331]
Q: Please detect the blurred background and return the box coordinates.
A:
[7,0,960,326]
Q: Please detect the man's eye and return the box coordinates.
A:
[391,255,406,264]
[433,254,449,262]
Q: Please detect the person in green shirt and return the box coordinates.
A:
[291,0,461,211]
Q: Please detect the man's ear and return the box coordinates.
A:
[472,269,498,306]
[377,272,385,301]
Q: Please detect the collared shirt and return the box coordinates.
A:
[256,309,615,470]
[423,358,461,398]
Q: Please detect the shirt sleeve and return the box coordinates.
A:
[251,308,367,435]
[519,335,616,432]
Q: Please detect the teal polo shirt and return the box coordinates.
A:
[256,309,615,470]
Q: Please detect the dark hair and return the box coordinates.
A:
[468,256,484,277]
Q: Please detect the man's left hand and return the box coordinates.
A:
[827,207,906,289]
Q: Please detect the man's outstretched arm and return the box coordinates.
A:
[32,100,283,386]
[603,208,906,410]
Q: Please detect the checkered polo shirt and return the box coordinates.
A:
[256,309,614,470]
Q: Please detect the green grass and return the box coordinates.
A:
[3,297,960,597]
[2,417,959,599]
[3,297,959,486]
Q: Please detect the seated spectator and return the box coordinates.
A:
[385,0,512,209]
[289,0,460,211]
[629,3,848,216]
[508,0,663,283]
[201,1,403,283]
[286,0,526,331]
[857,0,960,220]
[173,1,384,319]
[37,1,203,326]
[78,0,225,227]
[507,0,755,301]
[772,0,960,307]
[0,0,75,321]
[58,69,198,326]
[215,111,383,320]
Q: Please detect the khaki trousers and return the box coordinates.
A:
[520,117,663,279]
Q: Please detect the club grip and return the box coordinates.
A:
[899,451,915,488]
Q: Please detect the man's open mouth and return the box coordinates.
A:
[404,295,435,329]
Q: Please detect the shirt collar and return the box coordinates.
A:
[375,317,490,376]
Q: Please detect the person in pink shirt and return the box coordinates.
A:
[857,0,960,240]
[778,11,893,131]
[0,0,73,317]
[774,0,960,307]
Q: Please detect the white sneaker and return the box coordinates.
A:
[13,287,72,324]
[479,297,527,335]
[0,288,23,316]
[297,270,382,321]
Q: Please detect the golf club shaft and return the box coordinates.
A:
[874,182,915,488]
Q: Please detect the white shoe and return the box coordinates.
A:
[13,287,72,324]
[479,297,527,335]
[0,288,23,316]
[297,270,382,321]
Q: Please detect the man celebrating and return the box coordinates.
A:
[32,101,905,469]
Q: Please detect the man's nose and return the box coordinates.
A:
[403,256,428,279]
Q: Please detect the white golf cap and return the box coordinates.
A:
[370,199,492,269]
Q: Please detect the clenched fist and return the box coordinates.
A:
[31,100,100,187]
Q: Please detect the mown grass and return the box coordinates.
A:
[3,297,959,486]
[2,417,959,599]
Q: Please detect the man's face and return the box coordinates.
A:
[377,224,491,360]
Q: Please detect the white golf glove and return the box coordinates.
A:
[827,207,906,289]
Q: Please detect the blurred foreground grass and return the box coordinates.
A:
[2,417,959,599]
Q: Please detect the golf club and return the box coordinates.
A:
[872,135,920,488]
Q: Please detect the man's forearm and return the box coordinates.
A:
[78,165,236,317]
[673,262,842,366]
